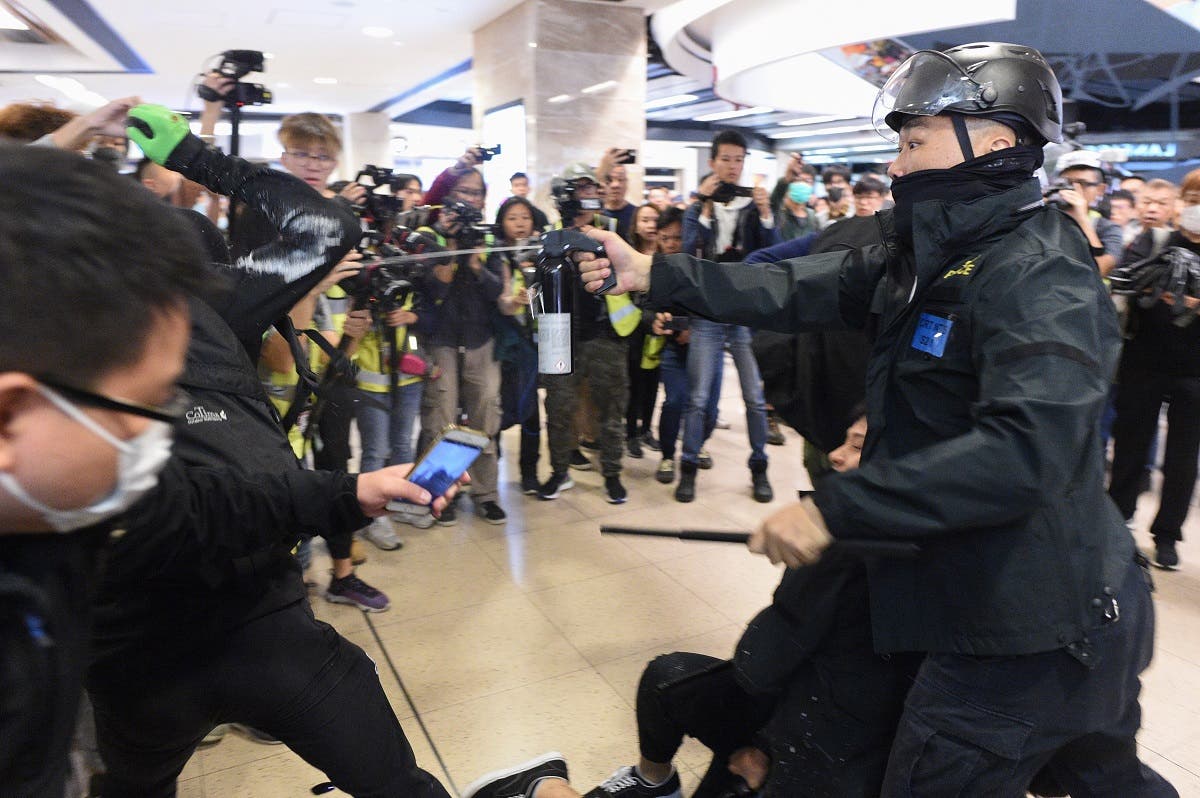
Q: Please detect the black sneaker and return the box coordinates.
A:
[325,572,391,612]
[605,476,627,504]
[697,449,713,469]
[655,458,675,484]
[538,472,575,500]
[436,502,458,526]
[1154,539,1180,571]
[766,414,786,446]
[521,474,541,495]
[675,463,697,503]
[569,449,593,471]
[627,436,644,459]
[477,500,507,525]
[641,433,661,452]
[584,765,682,798]
[580,438,601,451]
[752,470,774,503]
[462,752,569,798]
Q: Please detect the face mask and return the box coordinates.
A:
[1179,205,1200,235]
[0,386,174,532]
[788,182,813,204]
[90,147,124,171]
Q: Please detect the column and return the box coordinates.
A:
[342,111,392,183]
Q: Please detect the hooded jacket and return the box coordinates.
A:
[649,178,1134,657]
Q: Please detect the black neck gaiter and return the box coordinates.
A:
[890,146,1042,249]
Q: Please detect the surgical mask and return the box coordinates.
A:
[1179,204,1200,235]
[90,146,124,172]
[0,386,174,532]
[788,182,813,204]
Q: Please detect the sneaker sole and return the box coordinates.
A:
[607,495,628,504]
[324,592,391,612]
[364,535,403,551]
[568,463,593,471]
[460,751,567,798]
[479,514,508,525]
[655,471,675,484]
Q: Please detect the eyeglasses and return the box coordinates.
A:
[283,151,336,165]
[454,187,485,200]
[37,377,191,423]
[1066,178,1103,189]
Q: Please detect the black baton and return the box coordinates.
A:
[600,526,921,559]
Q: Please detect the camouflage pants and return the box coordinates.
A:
[543,337,630,477]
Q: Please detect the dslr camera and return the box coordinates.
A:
[704,182,755,204]
[198,49,273,108]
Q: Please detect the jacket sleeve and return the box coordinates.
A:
[647,244,885,333]
[107,460,369,583]
[165,135,361,358]
[740,203,781,254]
[682,202,711,258]
[815,251,1120,540]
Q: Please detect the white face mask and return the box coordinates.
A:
[1179,204,1200,235]
[0,386,174,532]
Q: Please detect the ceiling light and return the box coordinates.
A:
[313,77,338,85]
[768,123,876,140]
[778,114,857,127]
[547,94,572,104]
[0,7,28,30]
[527,41,538,48]
[643,93,698,110]
[581,80,618,95]
[362,26,393,38]
[693,105,774,122]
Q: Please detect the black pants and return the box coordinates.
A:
[881,559,1176,798]
[88,600,449,798]
[626,336,660,440]
[1109,367,1200,542]
[312,382,355,473]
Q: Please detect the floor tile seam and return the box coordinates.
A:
[197,747,293,779]
[650,557,753,626]
[362,589,534,637]
[1139,742,1200,780]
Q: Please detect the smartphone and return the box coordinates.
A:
[620,148,637,164]
[385,426,489,510]
[665,315,690,332]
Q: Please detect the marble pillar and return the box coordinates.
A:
[342,111,392,182]
[473,0,647,224]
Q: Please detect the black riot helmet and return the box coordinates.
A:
[873,42,1063,145]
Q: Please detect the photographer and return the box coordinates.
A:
[0,144,202,798]
[83,106,454,798]
[1049,149,1123,275]
[416,147,508,525]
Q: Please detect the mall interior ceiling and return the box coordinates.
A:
[4,0,1199,177]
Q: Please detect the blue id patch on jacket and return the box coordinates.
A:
[912,313,953,357]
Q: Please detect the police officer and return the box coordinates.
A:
[578,42,1176,796]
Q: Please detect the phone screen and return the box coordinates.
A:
[405,438,483,501]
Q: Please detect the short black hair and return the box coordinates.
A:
[710,130,748,160]
[656,206,684,230]
[0,145,205,386]
[510,172,528,182]
[1121,174,1145,184]
[853,177,887,197]
[798,164,817,179]
[1108,189,1136,205]
[822,166,851,185]
[494,195,538,230]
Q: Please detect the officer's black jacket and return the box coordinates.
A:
[90,138,367,660]
[649,179,1135,657]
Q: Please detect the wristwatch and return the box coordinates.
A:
[1089,244,1106,257]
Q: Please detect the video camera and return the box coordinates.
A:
[551,177,603,222]
[354,165,406,226]
[340,228,440,313]
[439,199,495,247]
[475,145,502,162]
[1042,178,1074,209]
[198,50,273,108]
[704,182,755,204]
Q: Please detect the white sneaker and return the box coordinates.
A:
[362,517,403,550]
[392,505,436,529]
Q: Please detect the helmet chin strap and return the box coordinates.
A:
[951,114,977,162]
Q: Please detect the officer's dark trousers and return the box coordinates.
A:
[88,600,449,798]
[1108,367,1200,542]
[882,559,1176,798]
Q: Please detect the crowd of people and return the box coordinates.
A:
[0,37,1195,798]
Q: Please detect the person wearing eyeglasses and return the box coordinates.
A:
[1053,149,1123,276]
[0,144,203,798]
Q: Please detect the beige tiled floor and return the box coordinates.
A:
[178,363,1200,797]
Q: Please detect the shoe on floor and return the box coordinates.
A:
[605,476,627,504]
[1154,539,1179,571]
[627,436,644,459]
[697,449,713,469]
[538,472,575,500]
[199,724,230,746]
[752,470,774,503]
[584,765,682,798]
[675,464,697,503]
[569,449,593,470]
[655,458,675,484]
[436,501,459,526]
[521,474,541,495]
[580,438,601,451]
[362,516,403,551]
[641,432,661,452]
[477,500,508,525]
[349,538,369,565]
[229,724,283,745]
[392,505,435,529]
[766,414,786,446]
[714,415,731,430]
[462,751,569,798]
[325,572,391,612]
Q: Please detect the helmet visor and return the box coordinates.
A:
[872,50,993,142]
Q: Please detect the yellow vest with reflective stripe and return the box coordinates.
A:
[551,217,636,336]
[355,293,422,393]
[641,334,665,369]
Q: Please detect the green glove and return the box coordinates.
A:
[126,104,190,165]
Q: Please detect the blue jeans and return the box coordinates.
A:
[682,320,768,470]
[356,381,424,472]
[659,343,719,461]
